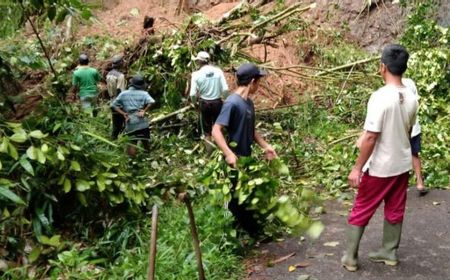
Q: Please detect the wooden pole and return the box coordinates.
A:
[147,205,159,280]
[184,196,206,280]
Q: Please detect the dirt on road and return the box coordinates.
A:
[247,189,450,280]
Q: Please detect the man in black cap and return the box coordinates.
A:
[106,55,127,139]
[212,63,277,234]
[212,63,276,166]
[111,75,155,156]
[71,54,102,112]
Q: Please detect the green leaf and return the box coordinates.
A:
[0,138,8,153]
[306,221,324,240]
[80,9,92,20]
[77,193,88,206]
[96,178,106,192]
[0,160,2,171]
[0,186,26,205]
[47,6,56,21]
[30,0,44,9]
[39,235,60,247]
[55,9,69,24]
[63,179,71,193]
[5,122,22,128]
[19,158,34,176]
[70,144,81,151]
[29,130,47,139]
[27,146,38,160]
[36,149,46,164]
[10,132,27,143]
[41,143,49,153]
[76,180,91,192]
[8,143,18,160]
[57,148,65,161]
[29,247,41,263]
[70,161,81,171]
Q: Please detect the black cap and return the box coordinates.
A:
[236,63,267,84]
[79,54,89,65]
[129,75,146,90]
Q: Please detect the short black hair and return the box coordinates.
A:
[79,54,89,65]
[381,44,409,76]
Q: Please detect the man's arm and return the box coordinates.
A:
[348,131,379,187]
[254,131,277,160]
[70,74,79,101]
[212,124,238,168]
[189,74,198,103]
[111,95,129,121]
[220,71,229,98]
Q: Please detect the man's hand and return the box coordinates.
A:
[225,153,238,168]
[348,167,362,188]
[264,145,277,160]
[137,110,145,118]
[123,113,129,122]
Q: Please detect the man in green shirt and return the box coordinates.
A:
[71,54,102,111]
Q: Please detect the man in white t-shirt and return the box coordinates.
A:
[189,51,229,142]
[341,44,418,272]
[402,78,427,195]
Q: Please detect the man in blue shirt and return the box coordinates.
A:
[212,63,276,165]
[111,75,155,156]
[212,63,277,234]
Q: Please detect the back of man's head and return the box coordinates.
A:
[111,55,123,68]
[381,44,409,76]
[79,54,89,65]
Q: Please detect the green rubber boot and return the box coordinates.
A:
[341,225,365,272]
[368,220,402,266]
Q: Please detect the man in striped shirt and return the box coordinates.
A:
[111,75,155,156]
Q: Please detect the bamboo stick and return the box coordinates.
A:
[150,105,193,124]
[147,205,159,280]
[315,56,380,76]
[184,196,206,280]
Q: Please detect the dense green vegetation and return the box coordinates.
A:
[1,1,448,279]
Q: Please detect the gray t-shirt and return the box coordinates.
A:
[111,87,155,133]
[215,94,255,157]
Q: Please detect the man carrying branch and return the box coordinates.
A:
[212,63,277,234]
[342,44,418,272]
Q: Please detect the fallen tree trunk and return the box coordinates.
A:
[315,56,381,76]
[150,105,193,124]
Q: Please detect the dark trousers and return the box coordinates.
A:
[228,171,263,236]
[111,109,125,140]
[199,98,223,135]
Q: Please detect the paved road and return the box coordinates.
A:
[248,189,450,280]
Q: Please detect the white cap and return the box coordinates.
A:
[194,51,210,62]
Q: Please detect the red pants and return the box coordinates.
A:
[348,171,409,227]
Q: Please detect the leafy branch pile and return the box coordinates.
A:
[0,0,449,279]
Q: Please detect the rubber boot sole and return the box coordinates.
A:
[369,258,398,266]
[342,263,358,272]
